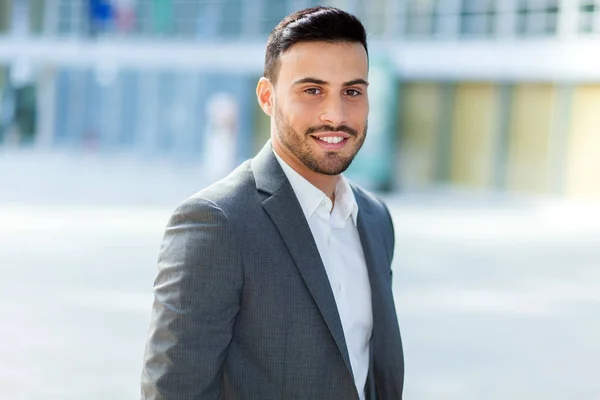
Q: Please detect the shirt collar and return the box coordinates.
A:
[334,173,359,226]
[273,149,359,226]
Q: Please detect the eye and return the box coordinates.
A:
[304,88,322,95]
[345,89,362,97]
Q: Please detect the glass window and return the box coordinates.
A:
[57,0,89,36]
[355,0,388,36]
[28,0,46,35]
[148,0,175,37]
[406,0,464,38]
[406,0,439,37]
[516,0,559,36]
[0,0,10,34]
[172,1,200,37]
[579,0,600,33]
[218,0,243,38]
[112,0,176,38]
[460,0,496,37]
[261,0,289,35]
[57,0,72,35]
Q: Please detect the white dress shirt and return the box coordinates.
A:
[273,150,373,400]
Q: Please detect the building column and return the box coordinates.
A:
[436,0,461,38]
[42,0,59,35]
[496,0,518,39]
[384,0,407,39]
[558,0,579,38]
[34,66,57,148]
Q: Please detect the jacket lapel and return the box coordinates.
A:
[354,188,405,399]
[354,190,387,399]
[251,142,354,381]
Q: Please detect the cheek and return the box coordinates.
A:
[348,102,369,125]
[285,103,316,130]
[290,99,318,116]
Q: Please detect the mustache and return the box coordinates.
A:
[305,125,358,137]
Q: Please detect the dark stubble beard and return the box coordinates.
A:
[273,105,367,176]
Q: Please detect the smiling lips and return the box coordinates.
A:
[317,136,344,144]
[311,132,350,150]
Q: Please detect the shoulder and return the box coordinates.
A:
[350,182,393,221]
[175,160,256,219]
[349,181,396,259]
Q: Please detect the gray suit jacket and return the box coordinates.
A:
[141,142,404,399]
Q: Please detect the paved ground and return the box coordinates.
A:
[1,150,599,399]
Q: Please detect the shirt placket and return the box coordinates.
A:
[319,199,341,299]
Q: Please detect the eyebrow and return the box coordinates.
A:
[343,79,369,87]
[292,77,369,87]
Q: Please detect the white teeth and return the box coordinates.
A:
[317,136,344,144]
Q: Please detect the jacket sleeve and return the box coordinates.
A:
[141,197,243,399]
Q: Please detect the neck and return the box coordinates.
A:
[272,139,339,201]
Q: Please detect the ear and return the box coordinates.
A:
[256,77,274,117]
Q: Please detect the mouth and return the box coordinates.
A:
[310,132,351,151]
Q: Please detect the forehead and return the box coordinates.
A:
[277,41,368,85]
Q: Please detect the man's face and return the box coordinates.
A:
[270,41,369,176]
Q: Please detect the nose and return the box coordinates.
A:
[319,94,347,126]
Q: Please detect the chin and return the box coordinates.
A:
[313,157,354,176]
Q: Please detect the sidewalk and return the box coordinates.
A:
[1,148,599,400]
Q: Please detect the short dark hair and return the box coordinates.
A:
[264,6,368,84]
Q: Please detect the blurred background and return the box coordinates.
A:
[1,0,599,399]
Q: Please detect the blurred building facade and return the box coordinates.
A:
[0,0,599,199]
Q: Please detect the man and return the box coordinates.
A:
[141,6,404,399]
